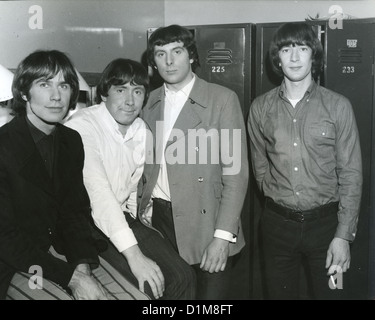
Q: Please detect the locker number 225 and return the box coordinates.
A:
[212,66,226,73]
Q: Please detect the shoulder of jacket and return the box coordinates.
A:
[196,77,235,96]
[149,86,163,99]
[59,123,81,139]
[0,117,17,141]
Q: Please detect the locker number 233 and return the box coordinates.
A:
[342,66,355,74]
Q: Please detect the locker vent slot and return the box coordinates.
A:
[338,48,362,63]
[206,49,233,65]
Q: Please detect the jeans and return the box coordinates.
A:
[261,201,344,300]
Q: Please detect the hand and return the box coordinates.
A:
[74,263,91,276]
[326,237,351,275]
[68,264,109,300]
[123,245,165,299]
[200,238,230,273]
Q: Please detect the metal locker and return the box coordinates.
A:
[325,18,375,300]
[186,23,255,117]
[186,23,255,300]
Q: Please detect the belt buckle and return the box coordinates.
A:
[290,210,304,223]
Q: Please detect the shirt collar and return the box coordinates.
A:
[123,117,144,141]
[164,74,196,99]
[25,116,56,143]
[279,79,317,98]
[98,101,144,141]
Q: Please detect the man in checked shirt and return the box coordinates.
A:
[247,22,362,300]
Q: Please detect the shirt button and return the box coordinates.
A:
[198,177,204,182]
[201,209,206,214]
[293,142,297,147]
[294,167,298,171]
[296,192,300,196]
[195,147,199,152]
[322,132,326,136]
[293,119,297,123]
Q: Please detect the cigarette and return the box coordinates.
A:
[330,275,336,288]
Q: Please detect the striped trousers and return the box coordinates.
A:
[6,246,149,300]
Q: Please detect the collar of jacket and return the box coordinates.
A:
[146,75,209,111]
[7,116,74,197]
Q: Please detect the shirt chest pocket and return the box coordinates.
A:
[307,124,336,173]
[309,124,336,143]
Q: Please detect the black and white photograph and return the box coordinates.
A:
[1,0,375,306]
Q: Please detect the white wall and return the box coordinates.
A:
[0,0,164,72]
[1,0,374,73]
[165,0,375,25]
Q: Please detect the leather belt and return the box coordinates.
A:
[265,198,338,223]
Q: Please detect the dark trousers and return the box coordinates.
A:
[261,199,344,300]
[153,197,237,300]
[92,212,196,300]
[190,256,236,300]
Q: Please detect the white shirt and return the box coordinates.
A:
[152,76,196,200]
[65,102,146,253]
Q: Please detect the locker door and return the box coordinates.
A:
[184,23,255,299]
[189,23,254,117]
[325,18,375,300]
[255,23,282,97]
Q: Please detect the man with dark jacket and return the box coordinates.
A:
[0,50,148,300]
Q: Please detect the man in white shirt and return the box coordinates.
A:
[139,25,249,299]
[65,58,196,300]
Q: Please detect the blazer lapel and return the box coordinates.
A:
[166,98,202,148]
[166,78,208,148]
[145,92,164,137]
[10,117,54,197]
[144,89,165,164]
[139,77,207,210]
